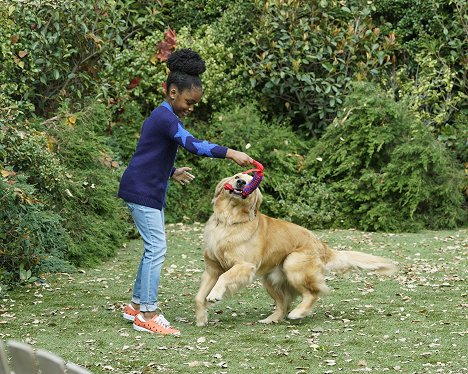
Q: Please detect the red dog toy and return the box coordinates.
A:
[224,160,264,198]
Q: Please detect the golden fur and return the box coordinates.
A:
[195,173,397,326]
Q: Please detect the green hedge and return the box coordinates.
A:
[306,81,466,231]
[373,0,467,157]
[247,0,397,136]
[0,103,130,287]
[164,103,309,223]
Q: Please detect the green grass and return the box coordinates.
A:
[1,224,467,373]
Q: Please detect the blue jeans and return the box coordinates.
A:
[126,202,167,312]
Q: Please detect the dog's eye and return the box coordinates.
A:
[235,176,239,179]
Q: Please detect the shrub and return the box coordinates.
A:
[37,103,130,265]
[273,175,339,229]
[373,0,467,156]
[165,102,310,223]
[0,175,75,286]
[110,100,146,163]
[1,103,130,287]
[306,81,466,231]
[372,0,466,61]
[162,0,234,31]
[392,49,467,159]
[1,0,164,117]
[247,0,397,136]
[177,26,251,112]
[101,29,168,116]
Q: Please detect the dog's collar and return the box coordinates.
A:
[223,160,264,198]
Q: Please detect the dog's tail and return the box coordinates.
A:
[325,247,397,276]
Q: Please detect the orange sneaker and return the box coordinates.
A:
[122,304,139,322]
[133,313,180,335]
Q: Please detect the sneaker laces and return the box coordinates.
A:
[155,314,171,329]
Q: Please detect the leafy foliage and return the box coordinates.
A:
[0,175,75,285]
[110,101,146,163]
[373,0,467,156]
[272,174,339,229]
[0,0,165,117]
[393,49,467,160]
[101,29,168,116]
[161,0,235,31]
[307,81,466,231]
[36,103,130,265]
[0,103,130,286]
[165,103,309,223]
[176,26,251,112]
[248,0,397,136]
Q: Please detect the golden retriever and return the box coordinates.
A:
[195,172,397,326]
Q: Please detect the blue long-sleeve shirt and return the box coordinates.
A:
[118,101,228,209]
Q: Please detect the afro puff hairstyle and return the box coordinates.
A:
[166,49,206,93]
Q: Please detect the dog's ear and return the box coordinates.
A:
[249,189,263,219]
[212,177,231,204]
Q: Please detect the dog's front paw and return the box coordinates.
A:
[287,310,307,320]
[206,289,223,303]
[196,318,208,327]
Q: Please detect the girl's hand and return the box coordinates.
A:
[172,167,195,186]
[226,149,254,167]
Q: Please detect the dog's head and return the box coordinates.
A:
[211,172,263,224]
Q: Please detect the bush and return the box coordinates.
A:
[165,103,310,222]
[110,100,146,163]
[176,26,251,113]
[247,0,397,136]
[373,0,467,156]
[273,175,339,229]
[392,49,467,159]
[306,81,466,231]
[36,103,130,265]
[0,0,164,117]
[101,29,168,116]
[0,102,130,286]
[0,175,75,286]
[162,0,234,31]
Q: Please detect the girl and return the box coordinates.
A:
[118,49,253,335]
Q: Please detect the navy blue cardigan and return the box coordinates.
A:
[118,101,228,209]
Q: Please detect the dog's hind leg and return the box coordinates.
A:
[195,260,223,326]
[259,272,296,324]
[206,262,257,303]
[283,251,329,320]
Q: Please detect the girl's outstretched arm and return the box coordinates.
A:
[226,149,253,167]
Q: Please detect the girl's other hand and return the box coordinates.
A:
[172,167,195,185]
[226,149,254,167]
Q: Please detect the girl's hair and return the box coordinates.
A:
[166,49,206,92]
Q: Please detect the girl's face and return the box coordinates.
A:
[168,86,202,119]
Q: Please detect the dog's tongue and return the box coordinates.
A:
[241,160,264,197]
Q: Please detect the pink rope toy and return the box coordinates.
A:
[224,160,264,198]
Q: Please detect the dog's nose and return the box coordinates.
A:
[235,179,247,189]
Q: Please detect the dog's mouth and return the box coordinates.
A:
[230,187,244,197]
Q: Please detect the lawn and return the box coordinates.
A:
[1,224,466,373]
